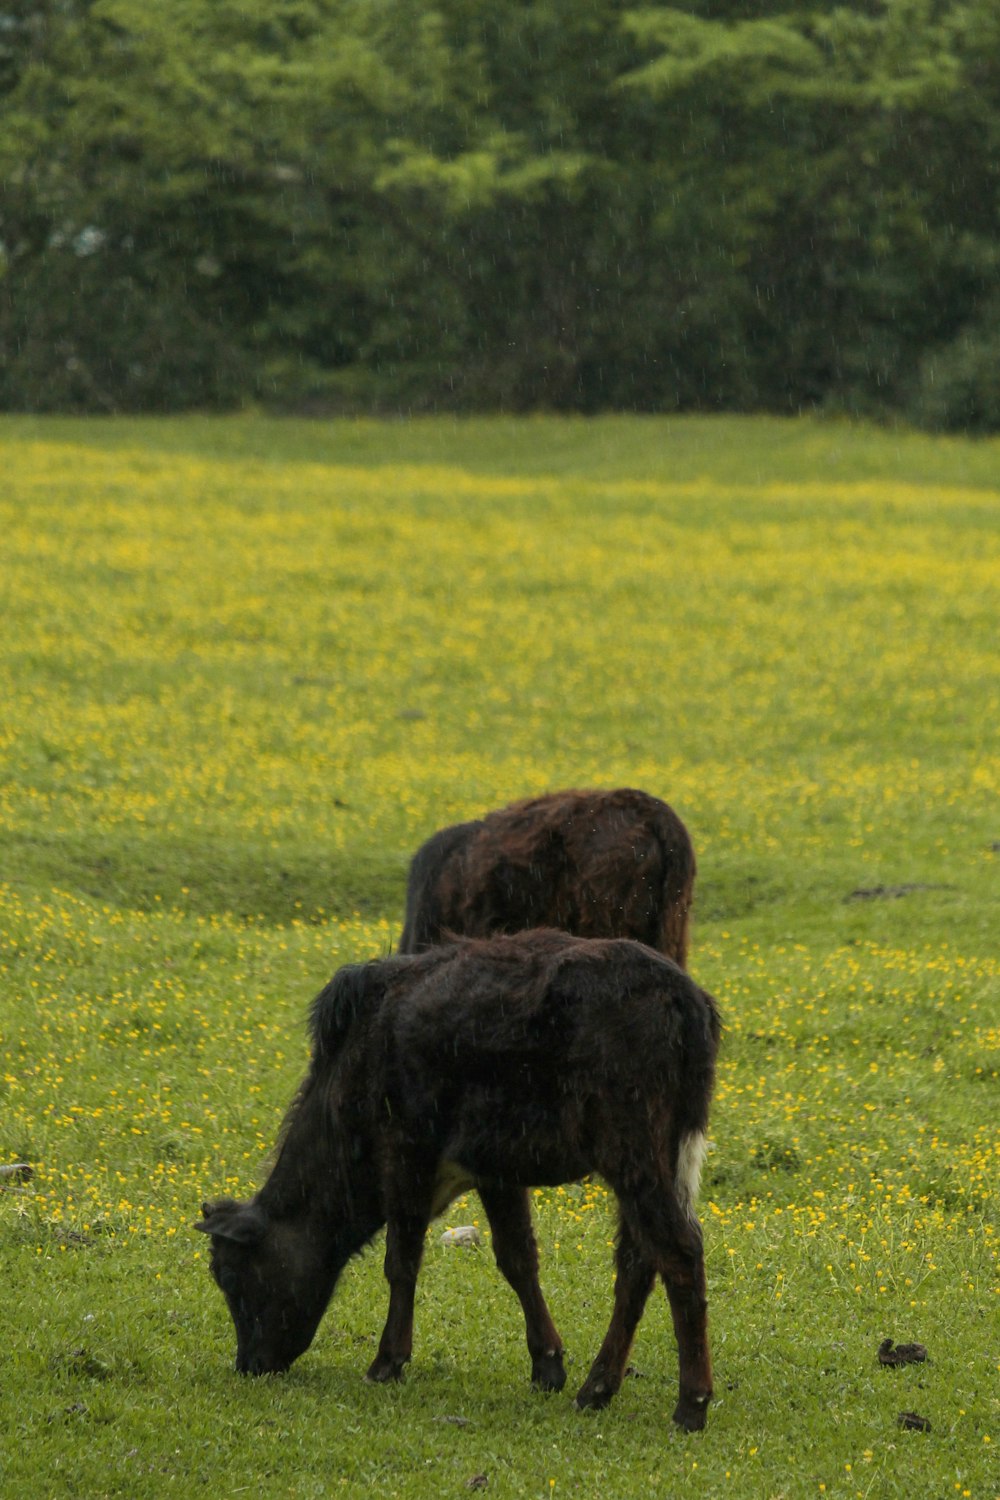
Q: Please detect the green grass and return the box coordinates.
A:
[1,413,997,1498]
[5,409,1000,489]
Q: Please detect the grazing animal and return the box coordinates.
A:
[196,929,720,1431]
[399,788,696,967]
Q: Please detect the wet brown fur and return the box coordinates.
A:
[399,788,696,966]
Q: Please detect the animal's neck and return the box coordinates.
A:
[257,1077,382,1266]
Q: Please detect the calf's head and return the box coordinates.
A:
[195,1198,333,1375]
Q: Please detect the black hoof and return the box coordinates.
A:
[672,1394,710,1431]
[531,1349,566,1393]
[365,1356,407,1384]
[575,1376,616,1411]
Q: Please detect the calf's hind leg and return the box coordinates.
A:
[660,1216,712,1431]
[575,1216,655,1410]
[477,1180,565,1392]
[619,1182,713,1431]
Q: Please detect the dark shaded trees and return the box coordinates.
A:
[1,0,998,426]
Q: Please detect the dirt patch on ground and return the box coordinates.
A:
[845,884,953,902]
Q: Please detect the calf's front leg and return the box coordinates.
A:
[366,1214,428,1383]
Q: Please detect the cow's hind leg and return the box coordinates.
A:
[575,1216,655,1410]
[619,1183,712,1431]
[660,1216,712,1431]
[477,1180,565,1391]
[366,1210,429,1383]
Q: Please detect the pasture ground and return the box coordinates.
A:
[1,413,997,1498]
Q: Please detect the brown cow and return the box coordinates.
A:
[399,788,696,966]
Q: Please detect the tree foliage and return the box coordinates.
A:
[1,0,999,425]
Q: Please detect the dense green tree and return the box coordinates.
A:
[1,0,998,424]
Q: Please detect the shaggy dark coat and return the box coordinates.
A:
[197,930,720,1431]
[399,788,696,966]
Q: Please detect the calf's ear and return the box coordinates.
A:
[194,1198,267,1244]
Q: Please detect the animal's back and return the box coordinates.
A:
[380,931,718,1187]
[491,788,694,954]
[399,788,695,964]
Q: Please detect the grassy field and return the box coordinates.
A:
[1,413,997,1498]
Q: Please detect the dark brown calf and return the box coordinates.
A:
[399,788,696,966]
[196,930,720,1431]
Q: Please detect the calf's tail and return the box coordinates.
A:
[671,981,721,1217]
[674,1129,709,1217]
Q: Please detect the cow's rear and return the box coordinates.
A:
[399,788,696,966]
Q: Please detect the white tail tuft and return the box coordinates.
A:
[676,1130,708,1214]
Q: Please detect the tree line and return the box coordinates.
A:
[2,0,999,427]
